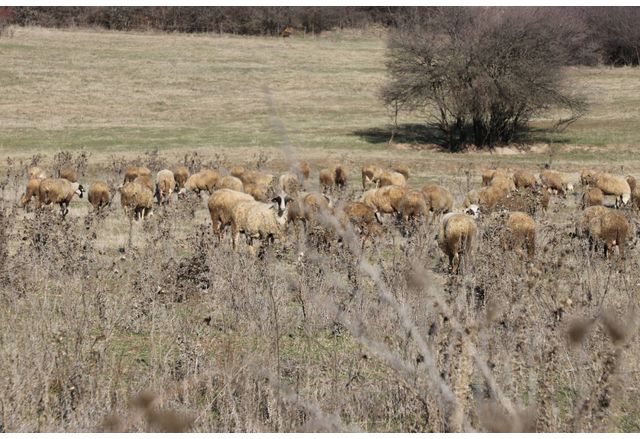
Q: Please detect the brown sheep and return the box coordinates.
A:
[58,167,78,183]
[464,185,508,212]
[172,166,190,192]
[422,184,454,216]
[504,211,536,259]
[123,166,151,184]
[238,170,274,188]
[581,187,604,209]
[243,182,270,202]
[184,169,219,194]
[362,164,384,189]
[119,181,153,220]
[88,181,110,211]
[587,210,630,259]
[230,166,246,179]
[319,164,348,192]
[491,174,516,194]
[361,185,408,222]
[37,178,84,218]
[377,170,407,188]
[134,174,154,193]
[392,163,410,180]
[278,172,301,196]
[20,178,41,207]
[627,175,637,193]
[208,189,255,240]
[295,160,311,182]
[594,173,631,206]
[155,169,176,205]
[216,175,244,192]
[438,212,477,274]
[540,170,573,196]
[287,192,333,237]
[398,190,428,222]
[513,170,537,190]
[578,205,610,238]
[580,169,598,186]
[482,169,509,186]
[335,201,383,248]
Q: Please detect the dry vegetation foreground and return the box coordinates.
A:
[2,26,640,433]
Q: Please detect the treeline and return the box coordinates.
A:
[2,6,640,66]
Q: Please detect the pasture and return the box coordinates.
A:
[1,26,640,432]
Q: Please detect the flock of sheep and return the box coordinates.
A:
[17,159,639,272]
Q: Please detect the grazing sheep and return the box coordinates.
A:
[422,184,454,216]
[119,181,153,220]
[238,170,274,188]
[464,185,508,211]
[184,169,220,194]
[207,189,255,240]
[398,190,428,222]
[498,187,549,217]
[123,166,151,183]
[294,160,311,182]
[20,178,42,207]
[278,172,301,196]
[578,205,610,238]
[243,182,270,202]
[504,211,536,259]
[361,185,408,222]
[632,186,640,210]
[172,166,190,191]
[540,170,571,196]
[513,170,537,190]
[627,175,637,193]
[580,169,598,186]
[377,170,407,188]
[319,164,348,192]
[230,194,292,251]
[581,187,604,209]
[217,175,244,192]
[335,201,383,248]
[230,166,246,179]
[587,210,630,259]
[37,178,84,219]
[491,174,516,194]
[438,212,477,274]
[595,173,631,207]
[362,164,384,189]
[482,169,509,186]
[155,169,176,205]
[58,167,78,183]
[287,192,333,235]
[392,163,410,180]
[28,166,47,180]
[134,174,154,193]
[88,181,110,211]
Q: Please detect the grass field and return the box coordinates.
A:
[2,26,640,433]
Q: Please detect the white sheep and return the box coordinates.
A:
[37,178,85,218]
[230,194,292,252]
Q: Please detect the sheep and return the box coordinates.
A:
[438,212,477,274]
[627,175,637,193]
[587,210,630,259]
[278,172,301,196]
[581,187,604,209]
[580,169,598,186]
[513,170,537,190]
[294,160,311,183]
[398,190,428,223]
[230,166,246,179]
[392,163,410,180]
[362,164,384,189]
[37,178,84,219]
[217,175,244,192]
[464,185,508,211]
[244,182,270,202]
[184,169,219,194]
[482,169,509,186]
[155,169,176,205]
[28,166,47,180]
[578,205,610,238]
[491,174,516,194]
[361,185,408,223]
[20,178,41,207]
[134,174,154,193]
[504,211,536,259]
[377,170,407,188]
[88,181,110,211]
[58,167,78,183]
[498,187,549,217]
[238,170,274,188]
[319,164,348,192]
[632,186,640,211]
[207,189,255,240]
[422,184,454,216]
[123,166,151,183]
[334,201,383,248]
[119,181,153,220]
[594,173,631,207]
[172,166,190,192]
[287,192,333,236]
[540,170,572,196]
[230,194,293,252]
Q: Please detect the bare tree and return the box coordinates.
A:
[381,7,587,151]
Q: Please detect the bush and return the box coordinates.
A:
[380,7,587,151]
